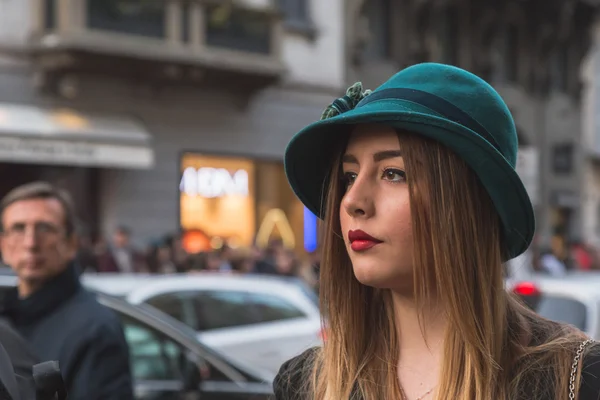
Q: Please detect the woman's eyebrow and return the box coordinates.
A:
[373,150,402,162]
[342,154,358,164]
[342,149,402,164]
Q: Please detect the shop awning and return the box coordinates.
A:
[0,103,154,169]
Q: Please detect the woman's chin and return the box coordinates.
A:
[352,264,411,289]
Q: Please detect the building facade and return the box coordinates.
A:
[580,18,600,249]
[0,0,345,253]
[346,0,598,256]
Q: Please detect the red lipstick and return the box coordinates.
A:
[348,230,382,252]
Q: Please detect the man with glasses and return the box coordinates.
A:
[0,182,133,399]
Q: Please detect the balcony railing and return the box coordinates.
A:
[33,0,284,73]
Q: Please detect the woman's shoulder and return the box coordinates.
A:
[273,346,320,400]
[579,343,600,399]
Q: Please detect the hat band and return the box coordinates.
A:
[356,88,502,155]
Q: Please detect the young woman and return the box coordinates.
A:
[273,63,600,399]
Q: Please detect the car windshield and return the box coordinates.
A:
[533,295,588,331]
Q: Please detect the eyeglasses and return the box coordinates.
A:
[2,222,62,241]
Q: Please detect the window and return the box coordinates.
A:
[361,0,392,60]
[87,0,166,38]
[45,0,56,30]
[145,294,187,325]
[194,290,262,331]
[205,5,271,54]
[181,1,190,44]
[552,143,574,174]
[247,292,306,323]
[120,315,184,381]
[279,0,309,24]
[116,312,232,384]
[192,290,306,330]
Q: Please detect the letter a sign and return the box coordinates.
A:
[256,208,296,249]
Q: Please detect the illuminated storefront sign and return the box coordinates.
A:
[256,208,296,249]
[180,166,249,198]
[179,153,255,248]
[179,154,308,254]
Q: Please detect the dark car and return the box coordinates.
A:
[94,293,275,399]
[0,274,274,400]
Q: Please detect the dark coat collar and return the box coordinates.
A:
[1,263,81,326]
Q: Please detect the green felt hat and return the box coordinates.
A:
[284,62,535,260]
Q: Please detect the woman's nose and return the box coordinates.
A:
[341,174,375,218]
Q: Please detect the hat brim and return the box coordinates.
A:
[285,104,535,260]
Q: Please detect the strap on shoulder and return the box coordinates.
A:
[570,339,598,400]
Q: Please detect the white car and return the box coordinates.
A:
[509,272,600,339]
[81,273,323,374]
[0,272,276,397]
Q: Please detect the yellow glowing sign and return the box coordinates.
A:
[256,208,295,249]
[180,154,256,248]
[180,167,249,198]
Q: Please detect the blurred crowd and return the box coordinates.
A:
[534,240,600,275]
[79,227,600,285]
[76,226,321,290]
[507,237,600,278]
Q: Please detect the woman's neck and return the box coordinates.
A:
[392,292,447,356]
[392,291,447,397]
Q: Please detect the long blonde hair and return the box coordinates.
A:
[305,130,592,400]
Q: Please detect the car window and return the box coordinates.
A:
[120,314,184,381]
[534,296,588,331]
[247,292,307,323]
[145,294,187,324]
[114,310,236,384]
[193,291,262,331]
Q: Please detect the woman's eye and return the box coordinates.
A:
[382,168,406,182]
[342,172,357,186]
